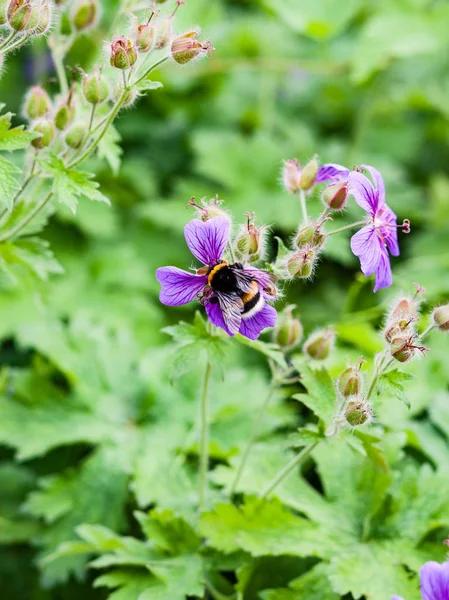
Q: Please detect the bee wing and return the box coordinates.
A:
[215,291,244,335]
[232,268,257,293]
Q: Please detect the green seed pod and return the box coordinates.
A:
[55,103,74,130]
[83,72,109,104]
[294,221,325,249]
[337,366,362,397]
[287,248,315,279]
[303,328,335,360]
[345,398,373,427]
[7,0,40,31]
[65,123,85,148]
[136,22,155,53]
[71,0,98,30]
[323,181,348,211]
[299,157,319,191]
[0,0,8,25]
[171,31,204,64]
[23,85,52,120]
[273,305,303,351]
[109,36,138,70]
[31,117,55,149]
[432,304,449,332]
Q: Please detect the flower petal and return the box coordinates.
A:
[420,561,449,600]
[391,596,405,600]
[156,267,207,306]
[184,217,230,266]
[242,266,276,291]
[350,225,382,277]
[239,302,277,340]
[382,205,400,256]
[205,300,233,336]
[361,164,386,207]
[373,249,392,292]
[348,171,379,216]
[316,163,350,184]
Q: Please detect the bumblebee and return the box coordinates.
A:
[199,261,276,334]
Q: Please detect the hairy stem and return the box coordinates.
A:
[199,361,212,512]
[0,30,17,52]
[52,51,69,95]
[298,189,308,224]
[133,54,171,86]
[260,442,319,500]
[0,33,31,55]
[0,191,53,242]
[230,386,275,496]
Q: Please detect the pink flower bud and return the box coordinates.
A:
[345,397,373,427]
[83,70,109,104]
[71,0,98,30]
[7,0,41,31]
[155,17,172,49]
[31,117,55,149]
[273,305,303,351]
[23,85,52,120]
[282,158,301,194]
[337,364,362,397]
[171,31,212,64]
[109,36,138,70]
[390,334,427,363]
[322,181,348,211]
[136,22,155,53]
[303,328,335,360]
[432,305,449,332]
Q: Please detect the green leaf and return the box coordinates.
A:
[41,155,110,214]
[0,110,39,150]
[0,155,21,212]
[137,80,164,92]
[288,427,323,448]
[0,237,63,284]
[98,125,123,176]
[261,562,339,600]
[134,509,201,555]
[292,363,336,425]
[235,334,288,370]
[378,369,414,407]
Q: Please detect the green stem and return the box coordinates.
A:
[0,191,53,242]
[199,361,212,512]
[326,220,366,236]
[420,324,436,340]
[0,33,30,55]
[230,386,275,496]
[366,353,387,401]
[260,442,319,500]
[52,51,69,95]
[133,54,171,86]
[298,189,308,224]
[88,103,97,133]
[0,30,17,52]
[67,89,128,169]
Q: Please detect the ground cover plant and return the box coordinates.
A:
[1,0,449,599]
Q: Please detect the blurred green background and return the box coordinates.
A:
[1,0,449,598]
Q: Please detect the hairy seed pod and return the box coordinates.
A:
[65,123,85,148]
[83,71,109,104]
[31,117,55,149]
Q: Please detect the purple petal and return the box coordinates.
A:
[205,300,233,336]
[362,164,385,207]
[156,267,207,306]
[381,206,400,257]
[373,249,392,292]
[184,217,230,267]
[420,561,449,600]
[350,225,382,277]
[391,596,405,600]
[243,266,274,290]
[316,163,350,184]
[239,303,277,340]
[348,171,379,216]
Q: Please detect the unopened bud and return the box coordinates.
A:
[109,36,138,70]
[303,328,335,360]
[235,213,268,263]
[337,365,362,397]
[187,195,231,223]
[294,221,325,249]
[54,102,74,130]
[34,0,51,33]
[31,117,55,149]
[0,0,7,24]
[299,157,318,191]
[23,85,52,120]
[323,181,348,211]
[71,0,98,30]
[273,305,303,351]
[390,335,427,363]
[7,0,40,31]
[155,17,172,49]
[345,398,373,427]
[432,305,449,332]
[282,158,301,194]
[171,31,211,64]
[83,71,109,104]
[65,123,85,148]
[286,248,316,279]
[136,22,155,52]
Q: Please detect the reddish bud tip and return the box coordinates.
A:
[323,181,348,211]
[109,36,138,70]
[282,158,301,194]
[337,365,362,397]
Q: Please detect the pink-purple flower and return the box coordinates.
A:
[349,165,410,292]
[393,560,449,600]
[155,217,277,340]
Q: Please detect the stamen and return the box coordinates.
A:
[400,218,411,234]
[171,0,186,18]
[413,282,426,299]
[244,211,256,230]
[186,197,205,213]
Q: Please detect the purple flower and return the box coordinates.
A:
[316,163,350,184]
[349,164,409,292]
[393,560,449,600]
[156,217,277,340]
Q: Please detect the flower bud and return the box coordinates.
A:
[286,248,316,279]
[65,123,85,148]
[234,213,268,264]
[390,334,427,363]
[187,196,231,223]
[345,398,373,427]
[171,31,212,64]
[273,305,303,351]
[23,85,52,120]
[282,159,301,194]
[0,0,7,24]
[322,181,348,211]
[299,157,319,191]
[109,36,138,70]
[71,0,98,30]
[83,71,109,104]
[294,221,325,250]
[7,0,41,31]
[136,22,155,53]
[31,117,55,149]
[303,328,335,360]
[432,305,449,332]
[337,365,362,397]
[54,103,74,130]
[155,17,172,49]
